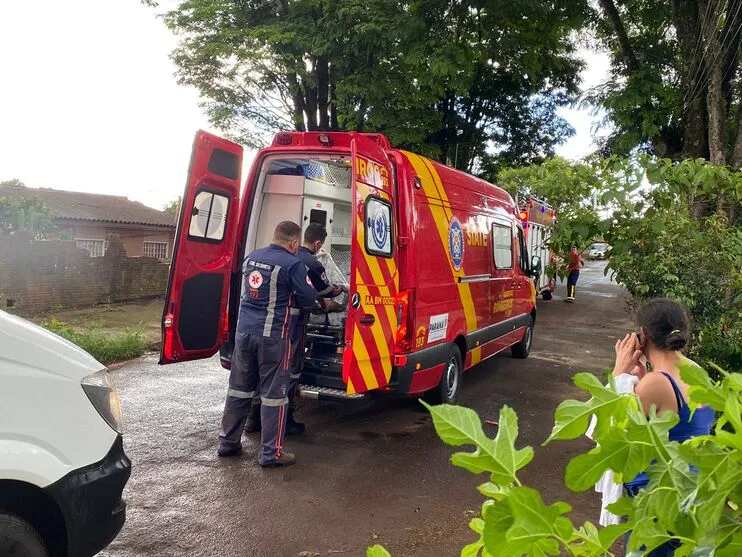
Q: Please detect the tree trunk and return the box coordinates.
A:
[290,73,307,131]
[598,0,640,72]
[329,75,339,130]
[672,0,708,159]
[317,55,330,130]
[700,0,727,166]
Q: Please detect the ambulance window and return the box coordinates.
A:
[364,196,393,258]
[188,189,229,242]
[492,223,512,269]
[309,209,327,228]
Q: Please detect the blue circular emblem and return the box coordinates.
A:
[371,209,388,250]
[448,217,464,271]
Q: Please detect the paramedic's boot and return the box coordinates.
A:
[244,403,261,434]
[260,451,297,468]
[285,409,306,436]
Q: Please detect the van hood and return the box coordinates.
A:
[0,311,104,380]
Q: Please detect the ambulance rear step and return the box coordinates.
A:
[299,384,365,401]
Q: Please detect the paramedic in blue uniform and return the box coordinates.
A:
[244,223,345,435]
[217,221,317,467]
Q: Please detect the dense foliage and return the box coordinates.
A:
[371,363,742,556]
[499,156,742,373]
[0,180,55,240]
[158,0,588,171]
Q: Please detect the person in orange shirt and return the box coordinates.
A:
[565,246,583,302]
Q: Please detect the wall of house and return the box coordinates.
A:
[55,223,175,258]
[0,233,169,315]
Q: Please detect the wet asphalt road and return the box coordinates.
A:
[100,262,632,557]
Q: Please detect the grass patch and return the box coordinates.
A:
[43,318,148,365]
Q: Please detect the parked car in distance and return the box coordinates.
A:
[588,243,608,260]
[0,311,131,557]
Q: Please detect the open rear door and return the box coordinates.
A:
[343,134,399,394]
[160,131,243,364]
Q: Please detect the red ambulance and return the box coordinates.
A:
[161,131,543,404]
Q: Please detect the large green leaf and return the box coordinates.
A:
[565,423,656,492]
[366,545,391,557]
[485,487,573,557]
[545,373,632,444]
[424,403,533,486]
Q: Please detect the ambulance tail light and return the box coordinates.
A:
[394,289,413,351]
[222,308,230,342]
[163,312,175,360]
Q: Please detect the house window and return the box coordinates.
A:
[75,239,106,258]
[143,241,169,260]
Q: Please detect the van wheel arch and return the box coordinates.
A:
[0,480,67,557]
[424,340,464,405]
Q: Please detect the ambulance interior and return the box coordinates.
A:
[243,156,353,388]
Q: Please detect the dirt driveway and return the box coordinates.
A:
[100,262,633,557]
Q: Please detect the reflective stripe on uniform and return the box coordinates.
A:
[289,308,301,315]
[263,265,282,336]
[261,396,289,406]
[289,372,301,380]
[227,388,255,399]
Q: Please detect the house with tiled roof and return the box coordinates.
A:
[0,183,176,260]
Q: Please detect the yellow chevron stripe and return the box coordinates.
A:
[351,314,379,392]
[404,152,482,365]
[356,279,392,383]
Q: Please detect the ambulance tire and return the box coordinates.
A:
[542,290,553,301]
[511,318,533,359]
[424,345,463,405]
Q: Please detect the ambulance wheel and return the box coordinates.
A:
[511,318,533,359]
[425,345,462,405]
[542,290,553,301]
[0,513,49,557]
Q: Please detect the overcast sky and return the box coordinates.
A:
[0,1,608,210]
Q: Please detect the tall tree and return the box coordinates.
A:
[590,0,742,220]
[160,0,588,170]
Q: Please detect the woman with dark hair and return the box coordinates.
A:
[612,298,715,555]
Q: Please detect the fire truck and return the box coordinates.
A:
[517,197,556,301]
[160,131,543,404]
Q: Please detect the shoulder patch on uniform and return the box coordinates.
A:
[248,270,264,289]
[306,275,313,286]
[321,272,327,282]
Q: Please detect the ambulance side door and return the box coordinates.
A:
[343,134,398,394]
[160,131,243,364]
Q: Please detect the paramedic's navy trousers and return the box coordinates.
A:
[247,317,306,416]
[218,331,292,465]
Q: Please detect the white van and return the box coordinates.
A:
[0,311,130,557]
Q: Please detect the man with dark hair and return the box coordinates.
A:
[218,221,317,467]
[245,222,345,436]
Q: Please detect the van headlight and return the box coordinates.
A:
[81,369,123,434]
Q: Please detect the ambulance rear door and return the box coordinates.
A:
[344,134,399,394]
[160,131,243,364]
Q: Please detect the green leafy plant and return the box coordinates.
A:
[371,364,741,556]
[43,318,147,364]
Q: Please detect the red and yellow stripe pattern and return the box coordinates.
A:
[345,180,399,394]
[403,152,483,365]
